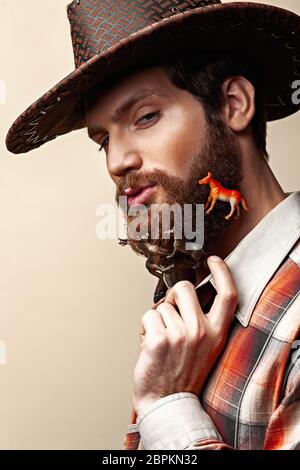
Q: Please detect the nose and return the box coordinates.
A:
[107,135,143,178]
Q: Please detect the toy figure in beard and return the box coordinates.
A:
[115,115,244,300]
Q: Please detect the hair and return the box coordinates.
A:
[160,52,269,162]
[107,51,269,162]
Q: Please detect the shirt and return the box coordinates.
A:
[124,191,300,450]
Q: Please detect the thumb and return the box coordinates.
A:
[205,256,238,335]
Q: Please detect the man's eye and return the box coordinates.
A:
[136,111,159,125]
[97,112,159,152]
[98,136,109,152]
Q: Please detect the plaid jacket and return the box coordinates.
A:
[124,191,300,450]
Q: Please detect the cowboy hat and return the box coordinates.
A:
[5,0,300,154]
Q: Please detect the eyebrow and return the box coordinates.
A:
[87,88,166,140]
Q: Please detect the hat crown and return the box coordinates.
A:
[67,0,221,68]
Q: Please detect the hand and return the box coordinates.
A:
[132,256,238,417]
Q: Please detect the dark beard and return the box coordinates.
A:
[115,116,243,264]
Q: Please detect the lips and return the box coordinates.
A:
[124,184,152,196]
[125,185,157,206]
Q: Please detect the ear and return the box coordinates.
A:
[220,76,256,133]
[208,171,212,176]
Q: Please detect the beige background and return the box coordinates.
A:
[0,0,299,450]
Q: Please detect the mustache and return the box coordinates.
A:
[115,168,209,206]
[115,169,168,203]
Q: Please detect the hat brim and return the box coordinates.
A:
[6,1,300,154]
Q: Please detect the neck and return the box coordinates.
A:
[196,144,288,285]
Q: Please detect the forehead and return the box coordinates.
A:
[84,66,174,116]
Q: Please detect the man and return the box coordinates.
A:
[6,0,300,450]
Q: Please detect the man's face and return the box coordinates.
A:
[85,65,243,261]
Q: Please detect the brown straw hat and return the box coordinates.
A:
[5,0,300,155]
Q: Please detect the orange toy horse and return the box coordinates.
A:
[198,172,251,220]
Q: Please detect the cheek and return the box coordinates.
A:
[147,109,205,175]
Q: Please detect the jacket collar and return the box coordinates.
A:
[196,191,300,327]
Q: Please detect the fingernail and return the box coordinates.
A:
[208,255,222,263]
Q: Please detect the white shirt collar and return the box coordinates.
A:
[196,191,300,327]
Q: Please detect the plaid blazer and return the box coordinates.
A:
[124,191,300,450]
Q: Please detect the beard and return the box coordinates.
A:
[115,116,244,274]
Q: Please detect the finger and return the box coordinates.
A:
[152,296,166,309]
[151,287,172,309]
[205,256,238,333]
[156,302,185,333]
[140,309,166,337]
[164,280,204,332]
